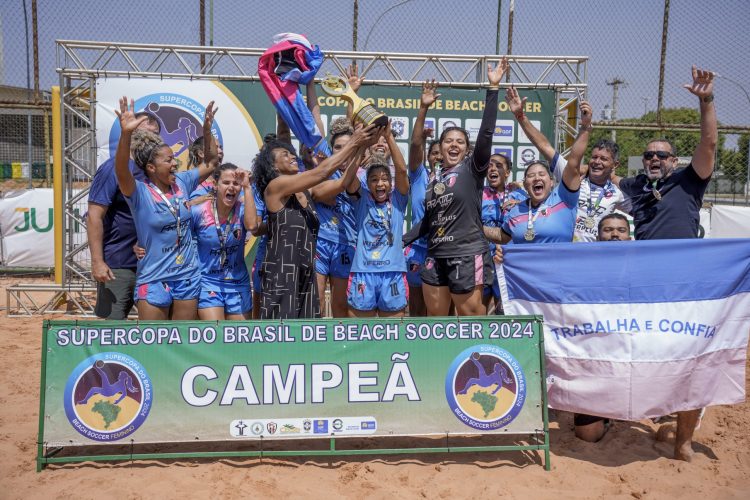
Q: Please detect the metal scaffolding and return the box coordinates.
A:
[6,40,588,315]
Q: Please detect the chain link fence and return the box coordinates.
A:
[1,0,748,201]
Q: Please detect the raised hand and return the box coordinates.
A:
[422,127,435,141]
[487,56,509,87]
[350,123,381,148]
[346,62,364,93]
[683,65,715,100]
[202,101,220,164]
[580,101,593,128]
[235,168,252,188]
[420,79,441,108]
[505,86,526,116]
[115,97,147,134]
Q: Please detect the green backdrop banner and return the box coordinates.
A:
[221,81,557,182]
[40,316,545,447]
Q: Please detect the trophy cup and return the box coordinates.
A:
[320,74,388,127]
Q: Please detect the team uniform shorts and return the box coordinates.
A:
[315,239,355,279]
[347,271,408,312]
[198,287,252,314]
[421,252,494,294]
[404,244,427,287]
[134,277,200,308]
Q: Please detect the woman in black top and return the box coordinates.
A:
[418,58,508,316]
[253,125,377,319]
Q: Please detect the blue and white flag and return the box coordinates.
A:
[498,239,750,420]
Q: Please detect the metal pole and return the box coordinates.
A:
[506,0,514,82]
[352,0,359,51]
[495,0,502,55]
[23,0,33,189]
[209,0,214,47]
[656,0,670,125]
[31,0,39,99]
[199,0,205,70]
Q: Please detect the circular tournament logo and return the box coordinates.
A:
[445,345,526,430]
[64,353,152,442]
[107,92,224,168]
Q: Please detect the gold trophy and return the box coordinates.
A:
[320,74,388,127]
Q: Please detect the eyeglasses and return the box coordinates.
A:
[643,151,673,160]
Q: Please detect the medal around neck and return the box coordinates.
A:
[584,216,596,229]
[524,229,535,241]
[321,74,388,127]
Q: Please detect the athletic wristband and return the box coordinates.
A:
[702,94,714,103]
[488,85,499,91]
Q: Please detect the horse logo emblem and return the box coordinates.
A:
[64,353,152,442]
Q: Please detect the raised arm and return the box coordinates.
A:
[561,101,592,192]
[345,62,364,122]
[684,66,717,180]
[266,124,379,200]
[114,97,147,197]
[198,101,220,182]
[312,145,366,204]
[386,123,409,196]
[409,80,440,172]
[505,86,556,162]
[276,113,292,145]
[306,80,326,142]
[236,169,259,232]
[472,58,508,172]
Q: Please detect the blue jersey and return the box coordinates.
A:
[191,200,249,291]
[315,169,357,246]
[189,179,214,200]
[351,184,408,273]
[482,185,527,253]
[502,181,579,244]
[125,169,200,283]
[408,164,429,250]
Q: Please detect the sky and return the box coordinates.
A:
[1,0,748,131]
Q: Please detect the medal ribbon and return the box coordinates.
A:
[376,200,394,246]
[147,182,182,251]
[212,199,237,268]
[587,178,612,217]
[526,201,547,234]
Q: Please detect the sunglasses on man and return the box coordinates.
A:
[643,151,673,160]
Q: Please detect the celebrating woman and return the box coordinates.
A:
[190,163,257,320]
[347,124,410,317]
[500,101,591,244]
[409,58,509,316]
[253,123,377,319]
[114,97,219,320]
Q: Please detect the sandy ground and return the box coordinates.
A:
[1,278,749,499]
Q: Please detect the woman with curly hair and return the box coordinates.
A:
[253,123,377,319]
[113,97,219,320]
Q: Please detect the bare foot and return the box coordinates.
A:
[655,422,676,443]
[674,441,694,462]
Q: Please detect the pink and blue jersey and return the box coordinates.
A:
[125,169,200,284]
[315,169,357,246]
[351,184,409,273]
[190,200,249,291]
[189,179,214,200]
[502,181,579,244]
[482,185,527,252]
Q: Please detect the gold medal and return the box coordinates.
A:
[433,182,446,195]
[524,229,535,241]
[652,188,662,201]
[176,254,184,265]
[584,216,596,229]
[331,216,339,225]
